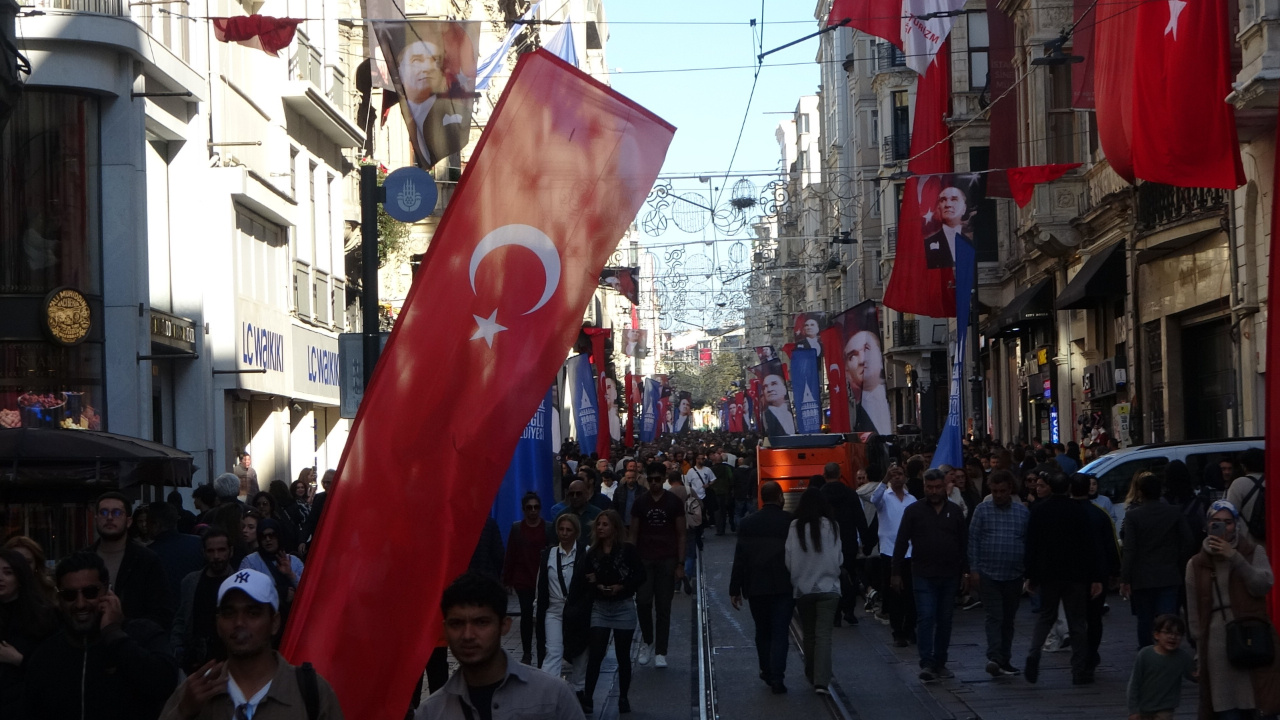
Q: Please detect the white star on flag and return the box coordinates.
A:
[470,309,507,347]
[1165,0,1188,38]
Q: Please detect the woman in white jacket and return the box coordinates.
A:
[785,486,844,695]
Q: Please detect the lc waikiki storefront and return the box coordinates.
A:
[222,298,347,494]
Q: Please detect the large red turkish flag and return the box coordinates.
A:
[882,45,956,318]
[281,50,673,720]
[1093,0,1137,182]
[821,325,851,433]
[828,0,902,47]
[1130,0,1243,188]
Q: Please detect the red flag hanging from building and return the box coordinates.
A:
[1006,163,1083,207]
[280,50,674,720]
[211,15,303,56]
[827,0,902,48]
[821,325,851,433]
[984,0,1017,198]
[882,44,956,318]
[1071,0,1096,108]
[1093,0,1138,183]
[1130,0,1243,189]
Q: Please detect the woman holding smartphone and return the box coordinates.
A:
[1186,499,1280,718]
[580,509,645,715]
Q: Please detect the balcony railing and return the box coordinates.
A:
[892,319,919,348]
[35,0,124,13]
[1136,183,1229,230]
[885,227,897,256]
[876,42,907,71]
[882,135,909,165]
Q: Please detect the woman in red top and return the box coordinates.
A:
[503,491,551,664]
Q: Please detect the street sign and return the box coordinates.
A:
[382,167,437,223]
[339,332,390,418]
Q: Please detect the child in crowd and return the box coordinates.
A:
[1127,614,1197,720]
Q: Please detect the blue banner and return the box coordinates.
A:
[933,236,975,470]
[569,353,598,454]
[640,378,660,442]
[491,388,555,544]
[791,347,823,434]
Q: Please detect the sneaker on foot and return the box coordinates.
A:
[998,663,1021,676]
[918,667,936,682]
[654,654,668,668]
[1024,656,1040,684]
[962,597,982,610]
[985,660,1001,677]
[637,644,652,666]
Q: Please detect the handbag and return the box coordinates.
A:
[1213,571,1276,669]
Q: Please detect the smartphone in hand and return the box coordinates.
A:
[1209,520,1227,538]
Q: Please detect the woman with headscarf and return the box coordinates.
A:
[1186,499,1280,719]
[238,518,305,633]
[252,490,299,554]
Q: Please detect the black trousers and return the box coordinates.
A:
[637,557,677,655]
[878,556,916,640]
[586,627,634,701]
[515,587,536,660]
[1086,589,1105,672]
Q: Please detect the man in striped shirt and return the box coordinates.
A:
[967,470,1029,678]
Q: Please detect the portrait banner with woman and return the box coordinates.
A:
[793,313,828,357]
[831,301,892,436]
[371,19,480,169]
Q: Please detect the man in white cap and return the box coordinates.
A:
[159,569,344,719]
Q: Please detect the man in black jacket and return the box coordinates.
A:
[729,481,794,694]
[25,552,178,720]
[815,463,872,625]
[1023,471,1104,685]
[89,492,174,630]
[1120,471,1194,649]
[145,502,204,612]
[1071,473,1120,680]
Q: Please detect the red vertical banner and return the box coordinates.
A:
[985,0,1017,198]
[585,327,611,460]
[822,325,851,433]
[1093,0,1138,182]
[1267,96,1280,621]
[882,44,956,318]
[280,50,673,720]
[748,377,762,429]
[1071,0,1095,108]
[624,370,636,448]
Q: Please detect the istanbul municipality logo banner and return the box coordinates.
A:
[491,387,555,544]
[569,353,598,452]
[641,378,660,443]
[791,347,823,434]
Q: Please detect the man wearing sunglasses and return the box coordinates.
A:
[24,552,178,720]
[88,492,175,631]
[549,481,601,552]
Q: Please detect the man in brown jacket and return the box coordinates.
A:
[160,569,344,719]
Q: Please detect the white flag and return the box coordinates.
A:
[901,0,968,75]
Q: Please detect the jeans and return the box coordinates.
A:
[734,499,756,525]
[913,575,959,669]
[514,587,536,660]
[636,557,677,655]
[1027,580,1090,678]
[977,575,1022,665]
[878,556,917,640]
[1131,585,1180,648]
[796,592,840,687]
[747,593,795,684]
[542,609,587,690]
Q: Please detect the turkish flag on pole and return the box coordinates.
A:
[883,45,956,317]
[584,327,612,460]
[1131,0,1243,189]
[281,50,673,720]
[828,0,902,47]
[821,326,851,433]
[1006,163,1083,207]
[624,371,636,448]
[1266,98,1280,621]
[1093,0,1138,183]
[211,16,303,56]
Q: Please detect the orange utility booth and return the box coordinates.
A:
[756,433,888,508]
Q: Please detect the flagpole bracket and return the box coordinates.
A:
[758,17,850,62]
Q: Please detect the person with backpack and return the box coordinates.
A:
[1226,448,1266,542]
[159,569,343,719]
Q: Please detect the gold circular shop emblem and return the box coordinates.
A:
[44,288,92,346]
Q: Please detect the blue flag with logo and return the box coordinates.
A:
[491,387,555,543]
[933,236,975,470]
[568,353,598,454]
[791,347,823,434]
[640,378,660,442]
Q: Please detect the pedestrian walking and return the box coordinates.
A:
[1186,500,1280,719]
[893,469,968,682]
[967,470,1029,677]
[870,465,918,646]
[784,488,842,696]
[729,481,794,694]
[1121,471,1194,649]
[1023,471,1105,685]
[535,514,590,705]
[172,528,235,672]
[815,464,872,626]
[0,547,58,719]
[1074,472,1121,679]
[1126,614,1195,720]
[581,510,645,715]
[238,519,304,633]
[551,481,603,550]
[503,491,550,665]
[629,463,686,669]
[712,450,736,535]
[415,573,583,720]
[88,492,174,630]
[732,454,758,526]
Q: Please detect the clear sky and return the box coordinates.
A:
[602,0,822,331]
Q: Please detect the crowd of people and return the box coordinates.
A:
[3,432,1279,720]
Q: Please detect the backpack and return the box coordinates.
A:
[1242,474,1266,541]
[685,492,704,528]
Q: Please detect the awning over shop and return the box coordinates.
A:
[1055,241,1126,310]
[0,429,193,488]
[990,279,1053,336]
